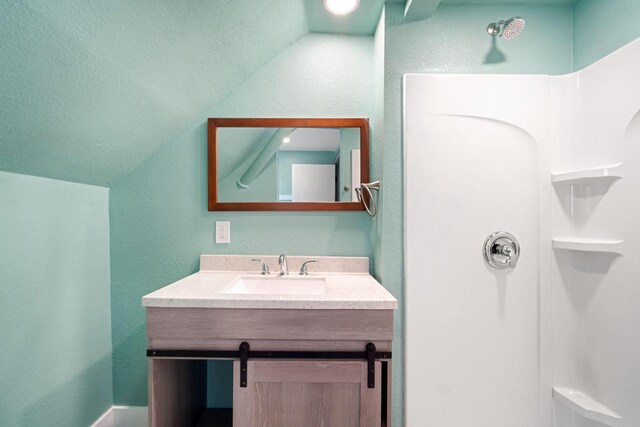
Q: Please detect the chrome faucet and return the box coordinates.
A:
[251,258,270,275]
[278,254,288,275]
[299,260,318,275]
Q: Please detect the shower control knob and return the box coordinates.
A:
[483,231,520,269]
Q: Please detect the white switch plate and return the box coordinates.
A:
[216,221,230,244]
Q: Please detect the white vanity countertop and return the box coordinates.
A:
[141,255,398,310]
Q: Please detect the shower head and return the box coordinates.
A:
[487,16,526,40]
[502,17,526,39]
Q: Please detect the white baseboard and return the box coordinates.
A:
[90,406,148,427]
[90,407,113,427]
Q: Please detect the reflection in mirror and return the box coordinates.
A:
[217,127,361,203]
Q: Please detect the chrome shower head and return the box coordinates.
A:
[487,16,526,40]
[502,17,526,39]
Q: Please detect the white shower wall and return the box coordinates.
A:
[404,74,553,427]
[404,38,640,427]
[550,40,640,427]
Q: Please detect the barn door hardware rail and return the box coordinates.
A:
[147,342,390,389]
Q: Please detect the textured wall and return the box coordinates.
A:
[371,9,385,284]
[0,172,112,426]
[109,32,376,406]
[573,0,640,70]
[379,4,573,425]
[0,0,307,186]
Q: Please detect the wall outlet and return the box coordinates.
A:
[216,221,230,244]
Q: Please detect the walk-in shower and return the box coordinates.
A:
[405,38,640,427]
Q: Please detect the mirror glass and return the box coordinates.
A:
[218,128,360,203]
[216,127,363,203]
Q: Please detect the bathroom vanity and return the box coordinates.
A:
[143,255,397,427]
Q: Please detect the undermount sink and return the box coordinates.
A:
[223,276,327,295]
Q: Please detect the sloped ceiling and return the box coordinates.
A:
[0,0,310,186]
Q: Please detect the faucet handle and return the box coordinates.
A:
[251,258,270,275]
[299,260,318,275]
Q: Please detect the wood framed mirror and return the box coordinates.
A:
[208,118,370,211]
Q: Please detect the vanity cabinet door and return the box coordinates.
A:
[233,360,382,427]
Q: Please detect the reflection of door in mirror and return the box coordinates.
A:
[292,164,335,202]
[276,127,361,203]
[336,128,361,202]
[351,149,361,202]
[276,128,340,202]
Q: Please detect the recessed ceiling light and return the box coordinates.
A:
[283,137,291,143]
[323,0,360,16]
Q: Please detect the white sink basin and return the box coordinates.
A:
[223,276,327,295]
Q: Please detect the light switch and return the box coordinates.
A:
[216,221,230,244]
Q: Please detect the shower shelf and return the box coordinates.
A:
[551,163,623,185]
[552,238,624,255]
[553,387,622,426]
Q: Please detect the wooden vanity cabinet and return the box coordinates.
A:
[234,360,386,427]
[148,358,207,426]
[147,307,394,427]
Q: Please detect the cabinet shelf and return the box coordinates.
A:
[552,238,624,255]
[552,163,622,185]
[553,387,622,426]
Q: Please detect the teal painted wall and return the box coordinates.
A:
[378,4,574,425]
[0,0,308,186]
[371,9,385,281]
[109,32,376,406]
[573,0,640,70]
[0,172,112,427]
[278,150,336,199]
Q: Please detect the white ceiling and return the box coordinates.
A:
[279,128,341,152]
